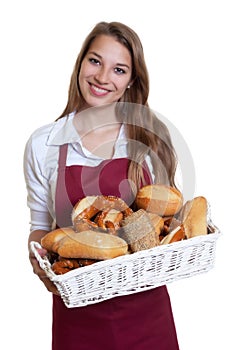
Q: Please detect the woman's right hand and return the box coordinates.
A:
[28,230,60,295]
[29,248,60,295]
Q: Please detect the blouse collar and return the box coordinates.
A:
[46,112,128,159]
[46,113,79,146]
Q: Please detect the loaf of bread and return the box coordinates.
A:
[135,184,183,216]
[41,227,75,253]
[147,212,164,235]
[55,230,128,260]
[178,196,208,238]
[120,209,160,252]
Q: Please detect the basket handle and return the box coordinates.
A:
[30,241,56,279]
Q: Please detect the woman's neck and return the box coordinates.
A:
[74,103,119,133]
[73,103,122,159]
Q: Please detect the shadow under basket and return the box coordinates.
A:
[30,222,221,308]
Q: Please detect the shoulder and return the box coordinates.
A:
[26,121,56,148]
[25,114,74,152]
[24,122,57,170]
[24,117,64,168]
[24,114,78,173]
[23,121,56,177]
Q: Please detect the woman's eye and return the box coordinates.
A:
[89,58,100,65]
[115,67,126,74]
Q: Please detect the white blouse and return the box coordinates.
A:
[24,113,154,232]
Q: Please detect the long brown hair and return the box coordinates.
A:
[57,21,178,193]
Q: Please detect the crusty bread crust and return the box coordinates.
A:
[135,184,183,216]
[120,209,160,252]
[178,196,208,238]
[56,230,128,260]
[41,227,75,252]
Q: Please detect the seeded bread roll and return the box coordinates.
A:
[135,184,183,216]
[120,209,160,252]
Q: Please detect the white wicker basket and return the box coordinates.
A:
[30,223,221,308]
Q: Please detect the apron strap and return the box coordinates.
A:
[58,143,68,169]
[55,144,73,228]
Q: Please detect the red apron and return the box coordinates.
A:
[52,144,179,350]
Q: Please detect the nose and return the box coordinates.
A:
[95,66,110,85]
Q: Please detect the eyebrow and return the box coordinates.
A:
[88,51,130,69]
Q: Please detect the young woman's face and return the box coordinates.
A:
[79,35,132,107]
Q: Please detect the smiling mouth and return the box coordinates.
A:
[89,83,110,96]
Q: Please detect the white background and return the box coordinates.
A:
[1,0,239,349]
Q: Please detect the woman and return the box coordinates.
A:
[25,21,180,350]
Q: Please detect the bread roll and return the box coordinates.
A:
[135,184,183,216]
[160,225,185,245]
[41,227,75,252]
[56,230,128,260]
[178,196,208,238]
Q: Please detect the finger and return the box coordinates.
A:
[29,247,47,259]
[30,256,44,275]
[36,248,48,257]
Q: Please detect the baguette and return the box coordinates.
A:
[56,230,128,260]
[41,227,75,252]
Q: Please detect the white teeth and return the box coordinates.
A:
[91,84,108,93]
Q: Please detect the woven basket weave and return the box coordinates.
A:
[30,223,221,308]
